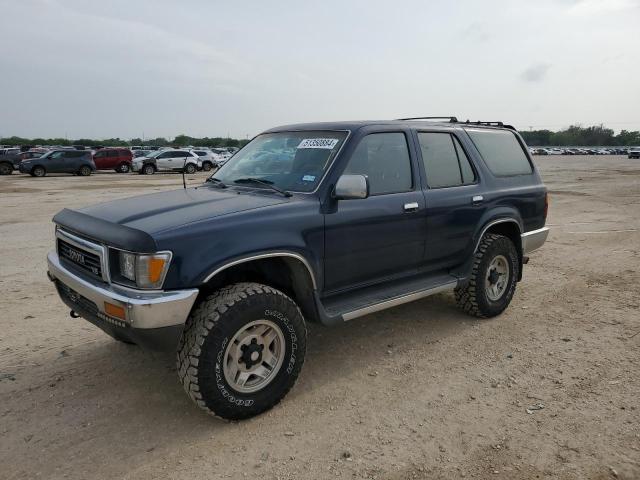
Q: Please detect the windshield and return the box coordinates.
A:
[211,131,348,193]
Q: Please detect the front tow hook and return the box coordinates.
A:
[69,310,80,318]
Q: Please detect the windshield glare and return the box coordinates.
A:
[211,131,347,193]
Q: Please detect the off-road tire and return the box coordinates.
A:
[184,163,197,174]
[79,165,92,176]
[0,162,12,175]
[32,166,46,177]
[142,164,155,175]
[177,283,306,420]
[202,161,213,172]
[455,233,519,318]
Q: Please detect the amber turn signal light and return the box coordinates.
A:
[104,302,126,320]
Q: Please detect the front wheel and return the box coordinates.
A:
[455,233,519,318]
[177,283,307,420]
[142,164,155,175]
[32,166,46,177]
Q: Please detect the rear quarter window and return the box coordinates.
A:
[465,128,533,176]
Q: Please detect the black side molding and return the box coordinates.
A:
[52,208,157,252]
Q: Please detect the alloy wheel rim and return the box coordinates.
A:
[223,319,285,394]
[485,255,509,301]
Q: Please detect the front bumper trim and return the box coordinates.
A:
[47,251,198,329]
[521,227,549,254]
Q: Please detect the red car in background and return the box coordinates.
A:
[92,148,133,173]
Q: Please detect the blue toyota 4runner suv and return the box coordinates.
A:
[47,117,549,420]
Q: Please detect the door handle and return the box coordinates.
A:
[404,202,419,212]
[472,195,484,205]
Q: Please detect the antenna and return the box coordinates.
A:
[182,152,187,189]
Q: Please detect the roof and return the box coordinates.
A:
[265,118,515,133]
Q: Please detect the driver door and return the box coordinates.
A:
[323,131,426,293]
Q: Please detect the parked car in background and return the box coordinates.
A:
[18,150,95,177]
[133,149,152,158]
[132,149,199,174]
[92,148,133,173]
[0,147,20,156]
[629,148,640,159]
[0,153,22,174]
[190,149,217,171]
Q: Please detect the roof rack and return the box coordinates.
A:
[397,116,458,123]
[460,120,516,130]
[396,117,516,130]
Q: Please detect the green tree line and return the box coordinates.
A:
[3,125,639,148]
[520,125,640,147]
[0,134,251,148]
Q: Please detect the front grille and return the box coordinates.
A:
[57,238,103,278]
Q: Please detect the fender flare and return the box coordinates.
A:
[202,251,318,290]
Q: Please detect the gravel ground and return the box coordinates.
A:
[0,156,638,480]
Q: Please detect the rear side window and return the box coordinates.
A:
[64,151,85,158]
[465,128,532,176]
[417,132,476,188]
[344,132,412,195]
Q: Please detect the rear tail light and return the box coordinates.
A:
[544,192,549,221]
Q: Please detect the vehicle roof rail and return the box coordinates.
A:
[397,116,458,123]
[461,120,517,130]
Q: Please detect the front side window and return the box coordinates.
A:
[343,132,412,195]
[418,132,476,188]
[213,131,348,193]
[465,128,532,176]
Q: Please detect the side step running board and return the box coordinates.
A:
[341,281,457,321]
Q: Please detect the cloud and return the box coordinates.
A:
[461,22,491,43]
[520,64,552,83]
[566,0,640,15]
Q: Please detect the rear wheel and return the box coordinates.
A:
[32,166,46,177]
[184,163,197,174]
[142,164,155,175]
[79,165,92,176]
[202,161,213,172]
[0,162,12,175]
[177,282,307,420]
[117,163,131,173]
[455,233,519,318]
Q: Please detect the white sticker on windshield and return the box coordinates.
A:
[302,175,316,182]
[297,138,339,149]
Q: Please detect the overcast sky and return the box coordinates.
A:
[0,0,638,140]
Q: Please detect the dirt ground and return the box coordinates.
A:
[0,157,638,480]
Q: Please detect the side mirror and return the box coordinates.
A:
[333,174,369,200]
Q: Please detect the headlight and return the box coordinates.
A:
[112,250,172,289]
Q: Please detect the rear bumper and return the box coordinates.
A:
[47,251,199,350]
[521,227,549,254]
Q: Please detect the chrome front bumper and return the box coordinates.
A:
[521,227,549,254]
[47,251,198,329]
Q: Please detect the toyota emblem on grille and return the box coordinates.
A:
[68,248,86,265]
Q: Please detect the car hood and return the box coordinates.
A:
[78,185,289,235]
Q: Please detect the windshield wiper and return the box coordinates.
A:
[205,177,227,188]
[233,178,292,197]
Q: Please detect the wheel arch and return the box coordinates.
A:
[455,217,524,282]
[200,252,320,323]
[475,218,523,281]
